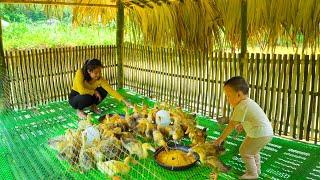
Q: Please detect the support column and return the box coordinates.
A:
[116,0,124,89]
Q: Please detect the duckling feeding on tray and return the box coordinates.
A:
[97,156,136,178]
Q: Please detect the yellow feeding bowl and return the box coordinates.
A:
[154,144,199,171]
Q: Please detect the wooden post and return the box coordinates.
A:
[116,0,124,89]
[240,0,247,76]
[0,17,6,111]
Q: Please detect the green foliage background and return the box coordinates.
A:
[0,4,117,50]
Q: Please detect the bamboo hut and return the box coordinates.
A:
[0,0,319,179]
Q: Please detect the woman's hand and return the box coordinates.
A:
[213,137,224,146]
[94,90,102,101]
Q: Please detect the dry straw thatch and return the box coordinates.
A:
[2,0,320,52]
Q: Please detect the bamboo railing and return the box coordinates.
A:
[3,44,320,143]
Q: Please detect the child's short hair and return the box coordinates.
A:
[224,76,249,95]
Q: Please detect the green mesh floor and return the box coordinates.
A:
[0,89,319,180]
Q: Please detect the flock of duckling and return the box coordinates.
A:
[48,103,229,179]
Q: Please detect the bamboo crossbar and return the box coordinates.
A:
[2,44,320,144]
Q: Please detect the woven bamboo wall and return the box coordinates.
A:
[123,44,320,143]
[4,45,118,109]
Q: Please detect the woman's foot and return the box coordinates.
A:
[77,110,87,119]
[90,105,101,114]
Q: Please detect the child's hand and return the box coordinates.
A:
[235,124,243,133]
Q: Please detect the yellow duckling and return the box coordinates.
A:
[188,128,207,146]
[97,156,135,178]
[125,107,138,129]
[188,141,224,164]
[121,139,155,159]
[153,130,168,151]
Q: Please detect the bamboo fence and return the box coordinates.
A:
[123,44,320,144]
[3,44,320,143]
[4,45,118,109]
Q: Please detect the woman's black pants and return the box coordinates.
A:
[68,87,108,110]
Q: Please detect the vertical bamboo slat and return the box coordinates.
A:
[284,54,294,135]
[279,54,288,135]
[260,54,266,110]
[301,55,311,140]
[299,55,308,139]
[275,54,284,135]
[213,52,219,117]
[269,54,277,131]
[249,53,254,98]
[208,52,214,117]
[196,50,201,113]
[254,53,260,103]
[216,52,223,117]
[316,55,320,143]
[306,54,316,141]
[204,51,210,115]
[264,54,271,115]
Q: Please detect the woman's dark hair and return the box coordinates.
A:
[224,76,249,95]
[82,58,103,81]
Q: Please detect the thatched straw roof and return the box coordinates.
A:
[2,0,320,52]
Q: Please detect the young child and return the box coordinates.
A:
[69,58,131,119]
[214,76,273,179]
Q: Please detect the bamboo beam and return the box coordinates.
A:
[116,0,125,89]
[0,0,117,8]
[0,16,6,111]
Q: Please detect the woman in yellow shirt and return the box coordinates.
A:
[69,58,131,119]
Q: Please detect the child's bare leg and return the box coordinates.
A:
[254,154,261,175]
[239,154,258,179]
[239,136,272,179]
[239,137,259,179]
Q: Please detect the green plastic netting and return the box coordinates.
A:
[0,89,319,180]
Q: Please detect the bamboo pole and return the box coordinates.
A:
[208,52,214,117]
[116,0,124,89]
[279,54,288,135]
[284,54,294,136]
[299,55,309,140]
[213,52,219,117]
[186,50,192,110]
[177,48,181,106]
[269,54,276,132]
[293,55,301,139]
[264,54,271,113]
[316,54,320,144]
[300,55,310,140]
[260,54,266,110]
[204,51,210,115]
[306,54,316,141]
